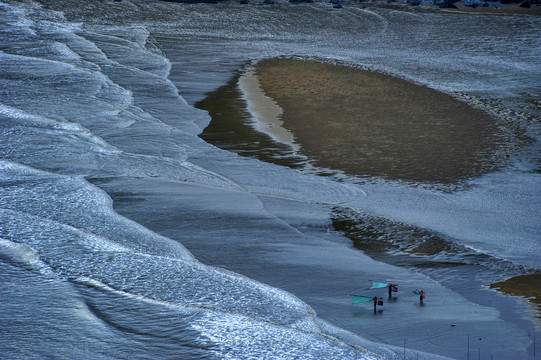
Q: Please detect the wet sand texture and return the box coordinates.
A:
[254,58,505,183]
[197,75,306,169]
[490,274,541,321]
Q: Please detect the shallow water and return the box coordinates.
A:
[1,0,540,359]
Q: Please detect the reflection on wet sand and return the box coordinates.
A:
[197,72,306,169]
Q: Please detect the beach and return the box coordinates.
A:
[247,56,540,317]
[253,58,507,183]
[2,1,540,359]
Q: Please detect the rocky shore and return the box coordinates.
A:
[161,0,541,15]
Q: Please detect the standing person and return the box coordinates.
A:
[419,290,425,304]
[388,283,393,299]
[373,296,378,312]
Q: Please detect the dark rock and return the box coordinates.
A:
[436,0,459,8]
[161,0,221,3]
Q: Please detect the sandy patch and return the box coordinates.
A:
[254,58,507,183]
[489,274,541,323]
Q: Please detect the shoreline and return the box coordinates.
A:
[251,57,507,184]
[241,57,541,320]
[376,1,541,15]
[238,68,299,151]
[489,274,541,324]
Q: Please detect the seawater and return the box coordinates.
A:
[0,1,539,359]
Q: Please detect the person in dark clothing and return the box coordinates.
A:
[388,283,398,299]
[373,296,378,312]
[419,290,425,304]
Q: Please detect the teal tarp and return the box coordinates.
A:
[350,294,374,304]
[367,280,389,289]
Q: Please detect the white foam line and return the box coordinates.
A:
[74,276,319,334]
[0,237,50,273]
[238,68,300,151]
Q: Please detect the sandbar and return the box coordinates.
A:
[489,274,541,322]
[253,58,506,183]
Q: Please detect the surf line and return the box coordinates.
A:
[238,66,300,152]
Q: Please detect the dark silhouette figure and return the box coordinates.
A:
[419,290,425,304]
[388,283,398,299]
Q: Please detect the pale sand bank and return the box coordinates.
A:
[238,69,299,150]
[253,58,507,183]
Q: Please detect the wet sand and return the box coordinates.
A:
[489,274,541,322]
[251,58,541,320]
[254,58,506,183]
